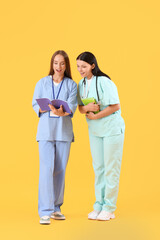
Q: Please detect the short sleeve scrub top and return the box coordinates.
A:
[78,76,125,213]
[32,76,77,217]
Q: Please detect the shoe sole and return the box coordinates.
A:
[51,216,65,220]
[97,216,115,221]
[88,217,97,220]
[40,221,51,224]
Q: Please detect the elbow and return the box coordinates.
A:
[113,103,120,112]
[78,105,83,113]
[117,104,121,111]
[78,105,85,114]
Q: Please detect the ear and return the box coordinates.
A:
[91,63,95,69]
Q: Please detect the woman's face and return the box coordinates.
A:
[77,60,94,79]
[53,54,66,76]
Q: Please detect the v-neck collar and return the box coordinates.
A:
[49,75,64,87]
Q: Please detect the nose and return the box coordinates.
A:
[58,63,60,68]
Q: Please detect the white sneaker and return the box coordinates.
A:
[40,216,51,224]
[88,210,101,220]
[97,210,115,221]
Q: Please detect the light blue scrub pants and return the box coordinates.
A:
[38,141,71,217]
[89,133,124,213]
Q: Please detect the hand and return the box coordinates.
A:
[86,112,97,120]
[39,108,47,113]
[48,104,65,116]
[57,105,65,116]
[86,103,100,112]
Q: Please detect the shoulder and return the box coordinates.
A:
[64,78,77,94]
[64,77,77,88]
[78,78,84,87]
[98,76,117,89]
[35,76,50,88]
[36,76,51,86]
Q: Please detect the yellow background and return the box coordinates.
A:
[0,0,160,239]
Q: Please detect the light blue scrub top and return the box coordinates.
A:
[32,76,77,142]
[77,76,125,137]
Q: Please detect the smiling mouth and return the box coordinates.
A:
[56,69,62,72]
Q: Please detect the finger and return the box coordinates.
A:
[60,105,64,112]
[48,104,55,111]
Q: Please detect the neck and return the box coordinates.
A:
[87,74,93,80]
[53,74,64,83]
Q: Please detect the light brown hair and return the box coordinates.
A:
[49,50,72,79]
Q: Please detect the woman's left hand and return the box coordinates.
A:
[48,104,65,116]
[86,112,97,120]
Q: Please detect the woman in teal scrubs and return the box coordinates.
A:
[77,52,125,221]
[32,50,77,224]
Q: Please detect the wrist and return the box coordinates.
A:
[94,112,100,119]
[85,105,89,113]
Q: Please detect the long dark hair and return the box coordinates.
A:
[76,51,111,79]
[49,50,72,79]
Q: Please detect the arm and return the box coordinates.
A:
[86,104,120,120]
[77,83,99,114]
[78,102,100,114]
[39,108,47,113]
[67,81,77,117]
[32,81,42,117]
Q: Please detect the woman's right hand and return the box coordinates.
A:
[86,102,100,112]
[39,108,47,113]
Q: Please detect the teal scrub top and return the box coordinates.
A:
[32,76,77,142]
[77,76,125,137]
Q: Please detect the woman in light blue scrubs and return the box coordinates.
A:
[32,50,77,224]
[77,52,125,221]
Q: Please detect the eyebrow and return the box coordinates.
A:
[54,61,65,63]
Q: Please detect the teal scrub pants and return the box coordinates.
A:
[89,133,124,213]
